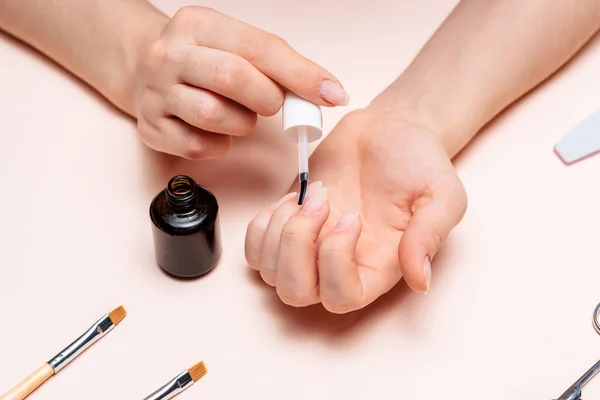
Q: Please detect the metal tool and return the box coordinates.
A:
[553,302,600,399]
[554,360,600,400]
[48,313,118,372]
[143,370,195,400]
[142,362,206,400]
[593,302,600,336]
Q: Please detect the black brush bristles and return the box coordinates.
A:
[298,179,308,205]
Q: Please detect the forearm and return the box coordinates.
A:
[374,0,600,158]
[0,0,168,115]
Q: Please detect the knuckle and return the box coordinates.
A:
[329,109,372,139]
[212,58,248,93]
[154,117,171,134]
[268,34,289,54]
[246,217,265,239]
[244,243,261,269]
[148,38,187,67]
[280,223,305,244]
[137,92,154,119]
[269,206,296,230]
[272,34,288,46]
[318,240,345,260]
[164,44,187,67]
[172,6,218,37]
[172,6,196,22]
[136,124,155,147]
[172,6,202,25]
[183,134,208,160]
[261,89,285,117]
[141,40,168,78]
[345,109,371,125]
[237,113,258,136]
[147,39,167,63]
[194,98,223,129]
[163,85,179,111]
[244,213,271,268]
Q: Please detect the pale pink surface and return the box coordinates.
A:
[1,1,600,399]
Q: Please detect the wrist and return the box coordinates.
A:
[369,80,482,159]
[108,4,169,116]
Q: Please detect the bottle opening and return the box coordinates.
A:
[166,175,197,211]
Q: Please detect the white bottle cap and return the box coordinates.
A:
[282,91,322,143]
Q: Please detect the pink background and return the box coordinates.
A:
[2,0,600,398]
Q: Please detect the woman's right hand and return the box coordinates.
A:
[134,6,348,160]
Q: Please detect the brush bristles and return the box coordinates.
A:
[108,306,127,326]
[188,361,207,382]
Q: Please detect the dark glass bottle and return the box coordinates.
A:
[149,175,222,278]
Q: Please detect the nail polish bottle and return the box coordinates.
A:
[149,175,222,278]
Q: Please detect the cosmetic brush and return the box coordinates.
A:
[0,306,127,400]
[297,125,309,204]
[281,91,323,205]
[143,361,207,400]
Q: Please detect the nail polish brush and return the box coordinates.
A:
[282,91,323,204]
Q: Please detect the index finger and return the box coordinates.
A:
[172,7,349,107]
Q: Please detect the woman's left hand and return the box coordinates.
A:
[244,106,467,313]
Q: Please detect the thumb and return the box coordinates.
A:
[398,188,467,293]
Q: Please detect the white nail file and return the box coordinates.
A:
[555,109,600,164]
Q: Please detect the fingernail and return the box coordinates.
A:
[333,210,359,231]
[303,181,323,202]
[424,256,431,294]
[301,186,327,214]
[269,192,297,211]
[319,79,349,106]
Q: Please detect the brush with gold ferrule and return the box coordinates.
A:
[143,361,208,400]
[0,306,127,400]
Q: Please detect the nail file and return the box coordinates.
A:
[554,109,600,165]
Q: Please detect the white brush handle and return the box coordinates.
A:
[0,363,54,400]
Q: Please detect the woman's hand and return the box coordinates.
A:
[244,107,467,313]
[134,6,348,160]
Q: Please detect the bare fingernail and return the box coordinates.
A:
[303,181,323,202]
[424,255,431,294]
[333,210,359,231]
[319,79,349,106]
[301,186,327,214]
[270,192,297,211]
